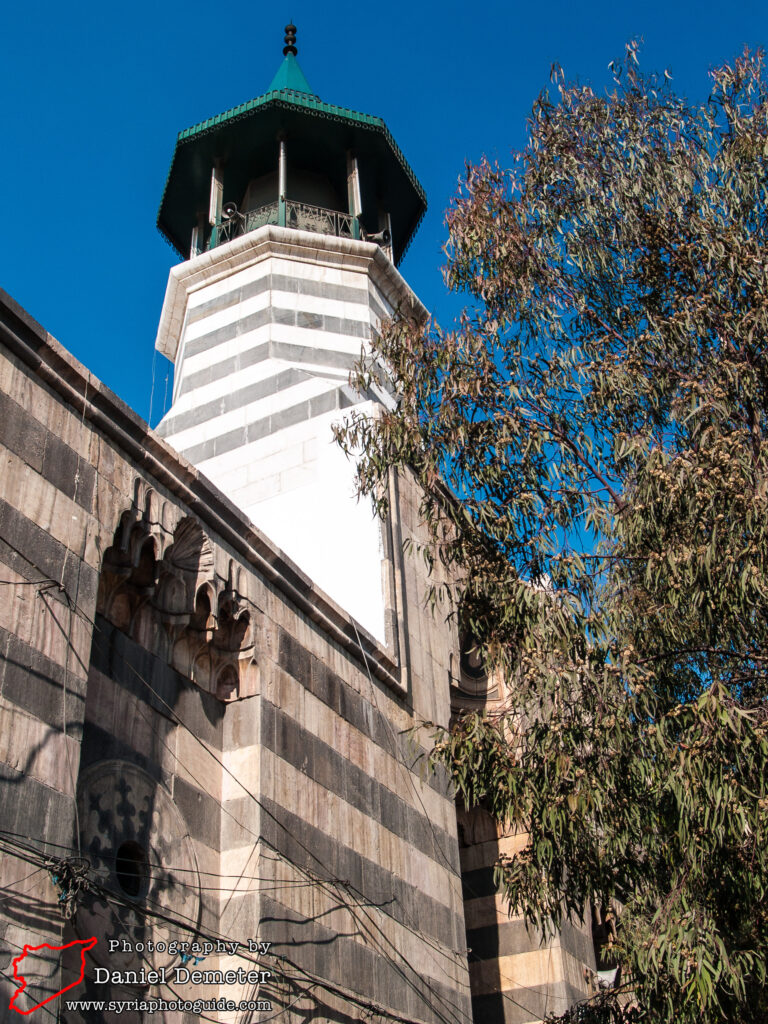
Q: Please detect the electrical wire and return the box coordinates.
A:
[1,827,468,1024]
[1,834,448,1024]
[0,867,45,903]
[16,572,470,1024]
[352,620,579,1014]
[38,591,80,861]
[6,585,479,1024]
[220,842,257,939]
[0,828,306,885]
[106,667,469,1023]
[148,345,158,426]
[58,373,91,862]
[0,965,59,1021]
[350,622,470,971]
[0,531,583,1021]
[74,609,466,1023]
[87,598,467,1000]
[1,811,462,1024]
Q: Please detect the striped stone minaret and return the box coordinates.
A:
[154,24,426,642]
[155,227,423,641]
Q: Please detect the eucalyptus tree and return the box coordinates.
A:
[336,45,768,1024]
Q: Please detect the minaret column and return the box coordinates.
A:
[278,134,287,227]
[208,163,223,248]
[346,150,362,239]
[190,211,206,259]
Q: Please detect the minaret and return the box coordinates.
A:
[155,25,426,642]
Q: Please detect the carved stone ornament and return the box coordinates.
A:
[97,481,259,701]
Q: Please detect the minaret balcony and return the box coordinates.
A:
[209,199,356,250]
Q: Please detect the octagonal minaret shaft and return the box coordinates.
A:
[154,27,426,642]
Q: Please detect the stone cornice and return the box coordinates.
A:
[155,226,428,362]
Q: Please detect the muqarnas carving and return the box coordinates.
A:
[97,482,259,701]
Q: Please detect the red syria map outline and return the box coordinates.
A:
[9,937,98,1015]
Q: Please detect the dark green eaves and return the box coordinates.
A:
[157,84,426,267]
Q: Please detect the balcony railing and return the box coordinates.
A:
[209,200,355,250]
[213,201,280,246]
[285,201,354,238]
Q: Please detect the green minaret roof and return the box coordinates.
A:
[267,52,315,96]
[157,23,426,266]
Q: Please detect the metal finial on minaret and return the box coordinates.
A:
[283,23,297,56]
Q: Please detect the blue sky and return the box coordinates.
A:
[0,0,763,424]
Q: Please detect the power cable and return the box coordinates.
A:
[78,594,470,1022]
[0,823,458,1024]
[1,826,468,1024]
[91,864,441,1024]
[71,606,467,1024]
[4,581,472,1022]
[351,624,579,1012]
[1,518,595,1020]
[148,345,158,427]
[0,828,307,886]
[0,532,562,1021]
[30,578,469,1023]
[0,867,45,904]
[0,965,59,1021]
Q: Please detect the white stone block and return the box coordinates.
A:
[269,288,371,323]
[183,289,272,343]
[268,322,364,355]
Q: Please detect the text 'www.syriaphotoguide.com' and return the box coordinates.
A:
[64,997,273,1014]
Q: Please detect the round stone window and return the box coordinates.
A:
[458,633,491,696]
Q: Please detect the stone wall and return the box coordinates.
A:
[458,807,596,1024]
[0,288,472,1024]
[450,654,597,1023]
